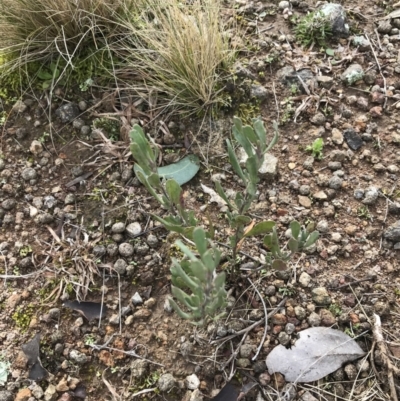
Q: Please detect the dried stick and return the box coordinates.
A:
[247,278,268,361]
[366,34,387,109]
[373,314,399,401]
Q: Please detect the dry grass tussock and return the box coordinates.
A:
[115,0,235,115]
[0,0,132,63]
[0,0,235,115]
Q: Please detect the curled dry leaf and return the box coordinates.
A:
[21,333,48,381]
[201,184,227,208]
[266,327,366,382]
[63,300,108,321]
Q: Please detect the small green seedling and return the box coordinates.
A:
[295,10,332,48]
[306,138,324,160]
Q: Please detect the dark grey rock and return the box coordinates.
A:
[320,3,349,37]
[93,245,106,257]
[21,167,37,181]
[341,64,364,85]
[277,66,316,93]
[384,221,400,242]
[1,199,15,210]
[81,125,91,135]
[251,85,268,100]
[114,259,127,275]
[343,128,363,150]
[377,20,392,34]
[329,176,342,190]
[55,103,80,123]
[389,202,400,215]
[71,166,84,177]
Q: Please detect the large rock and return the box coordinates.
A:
[384,221,400,242]
[319,3,349,38]
[341,64,364,85]
[55,103,80,123]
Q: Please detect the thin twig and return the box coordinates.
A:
[247,278,268,361]
[366,33,387,109]
[212,297,287,344]
[373,314,400,401]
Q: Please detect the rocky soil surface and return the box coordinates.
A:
[1,0,400,400]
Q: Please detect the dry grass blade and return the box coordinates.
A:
[116,0,235,115]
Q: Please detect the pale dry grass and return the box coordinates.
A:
[115,0,235,115]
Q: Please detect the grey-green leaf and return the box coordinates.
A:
[245,221,276,237]
[165,179,182,205]
[272,259,288,271]
[158,155,200,185]
[134,155,200,186]
[304,231,319,248]
[290,221,301,240]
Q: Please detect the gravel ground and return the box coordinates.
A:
[1,1,400,400]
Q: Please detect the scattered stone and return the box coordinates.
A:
[271,314,287,325]
[308,312,321,327]
[111,222,126,233]
[278,332,291,346]
[239,344,253,358]
[118,243,134,257]
[311,287,331,305]
[15,389,31,401]
[164,298,173,313]
[294,306,306,320]
[313,191,328,201]
[93,245,106,257]
[331,128,343,145]
[113,259,127,275]
[362,186,379,205]
[344,364,358,380]
[329,176,342,190]
[298,195,312,208]
[389,202,400,215]
[343,128,363,150]
[278,0,289,10]
[320,309,336,326]
[299,272,312,287]
[258,153,278,179]
[185,374,200,390]
[131,292,143,305]
[310,112,326,126]
[130,359,149,379]
[300,391,319,401]
[353,35,370,51]
[158,373,176,392]
[55,103,80,123]
[56,377,69,392]
[64,193,75,205]
[78,101,87,111]
[69,350,88,365]
[109,314,120,325]
[44,384,57,401]
[126,222,142,237]
[133,309,152,318]
[30,140,43,155]
[12,99,28,114]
